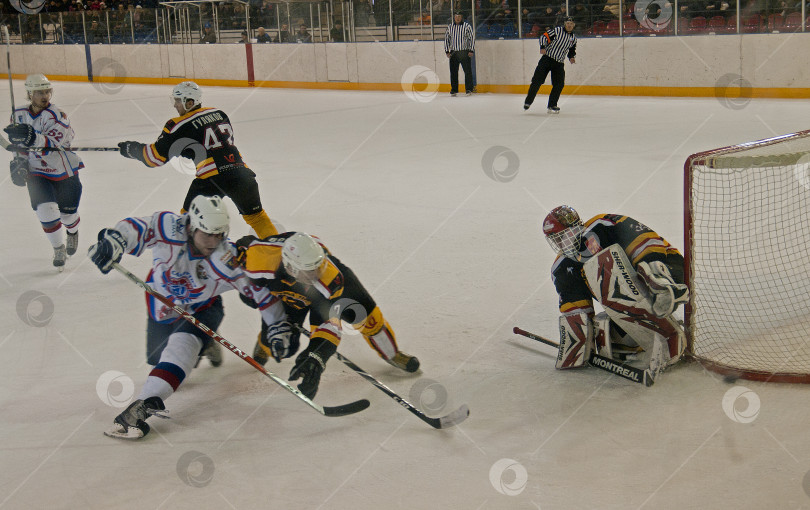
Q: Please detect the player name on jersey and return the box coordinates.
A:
[191,111,225,129]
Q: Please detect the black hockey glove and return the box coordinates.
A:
[263,320,299,362]
[118,141,145,160]
[88,228,127,274]
[289,339,337,399]
[4,124,36,147]
[9,156,28,187]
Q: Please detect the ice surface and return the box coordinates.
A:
[1,82,809,510]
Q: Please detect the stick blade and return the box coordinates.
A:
[436,404,470,429]
[322,398,371,417]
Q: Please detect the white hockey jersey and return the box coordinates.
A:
[115,210,284,324]
[11,103,84,180]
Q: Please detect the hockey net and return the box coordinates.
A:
[684,129,810,383]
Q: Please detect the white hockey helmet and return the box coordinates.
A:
[188,195,230,237]
[25,74,52,98]
[171,81,202,112]
[282,233,326,285]
[543,205,584,259]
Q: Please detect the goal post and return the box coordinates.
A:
[684,129,810,383]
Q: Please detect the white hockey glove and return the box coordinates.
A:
[262,320,299,362]
[636,260,689,318]
[88,228,126,274]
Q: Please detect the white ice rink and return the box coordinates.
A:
[1,82,809,510]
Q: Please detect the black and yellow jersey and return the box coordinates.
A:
[550,214,683,315]
[133,106,247,179]
[240,232,346,312]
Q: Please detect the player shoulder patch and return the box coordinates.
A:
[220,246,241,270]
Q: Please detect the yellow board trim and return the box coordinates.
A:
[3,73,809,98]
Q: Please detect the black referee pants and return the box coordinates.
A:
[449,51,473,94]
[524,55,566,108]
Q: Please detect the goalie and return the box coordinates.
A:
[542,205,689,381]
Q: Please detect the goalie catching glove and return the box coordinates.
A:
[636,260,689,317]
[262,320,299,362]
[9,157,28,187]
[88,228,127,274]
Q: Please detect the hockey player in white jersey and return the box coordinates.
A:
[542,205,689,382]
[88,195,286,440]
[4,74,83,271]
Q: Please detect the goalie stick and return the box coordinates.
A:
[111,262,370,417]
[3,26,15,125]
[512,327,654,386]
[298,328,470,429]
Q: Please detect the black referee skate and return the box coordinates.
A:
[547,106,561,114]
[104,396,167,440]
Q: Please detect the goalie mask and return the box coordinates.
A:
[188,195,230,237]
[171,81,202,112]
[282,233,326,285]
[543,205,584,259]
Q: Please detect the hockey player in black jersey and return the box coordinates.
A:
[542,205,689,381]
[236,232,420,399]
[117,81,277,239]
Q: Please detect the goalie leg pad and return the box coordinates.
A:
[556,312,594,369]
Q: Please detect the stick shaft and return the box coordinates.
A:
[513,326,560,348]
[3,26,15,122]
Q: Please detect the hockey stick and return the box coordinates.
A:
[298,328,469,429]
[3,25,15,124]
[111,262,370,417]
[0,133,119,152]
[512,327,653,386]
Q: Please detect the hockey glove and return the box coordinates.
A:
[88,228,127,274]
[4,124,37,147]
[118,141,145,160]
[9,156,28,187]
[289,340,336,399]
[636,260,689,317]
[263,320,299,362]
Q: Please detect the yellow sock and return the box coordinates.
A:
[242,210,278,238]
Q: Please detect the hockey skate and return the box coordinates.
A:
[523,103,531,111]
[253,338,271,366]
[547,106,561,114]
[386,351,420,373]
[66,231,79,256]
[196,341,222,368]
[104,396,167,440]
[52,244,67,271]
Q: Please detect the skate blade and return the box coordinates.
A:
[103,424,144,440]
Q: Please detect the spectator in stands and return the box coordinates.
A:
[330,21,345,41]
[87,18,108,43]
[255,26,272,42]
[238,30,249,43]
[554,4,570,26]
[295,23,312,42]
[199,22,217,43]
[571,2,590,28]
[275,23,292,42]
[538,5,558,30]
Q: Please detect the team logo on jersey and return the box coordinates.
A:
[165,271,205,302]
[586,235,601,255]
[10,0,46,14]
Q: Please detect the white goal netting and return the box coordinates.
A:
[685,130,810,382]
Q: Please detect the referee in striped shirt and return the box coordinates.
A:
[524,16,577,114]
[444,12,475,96]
